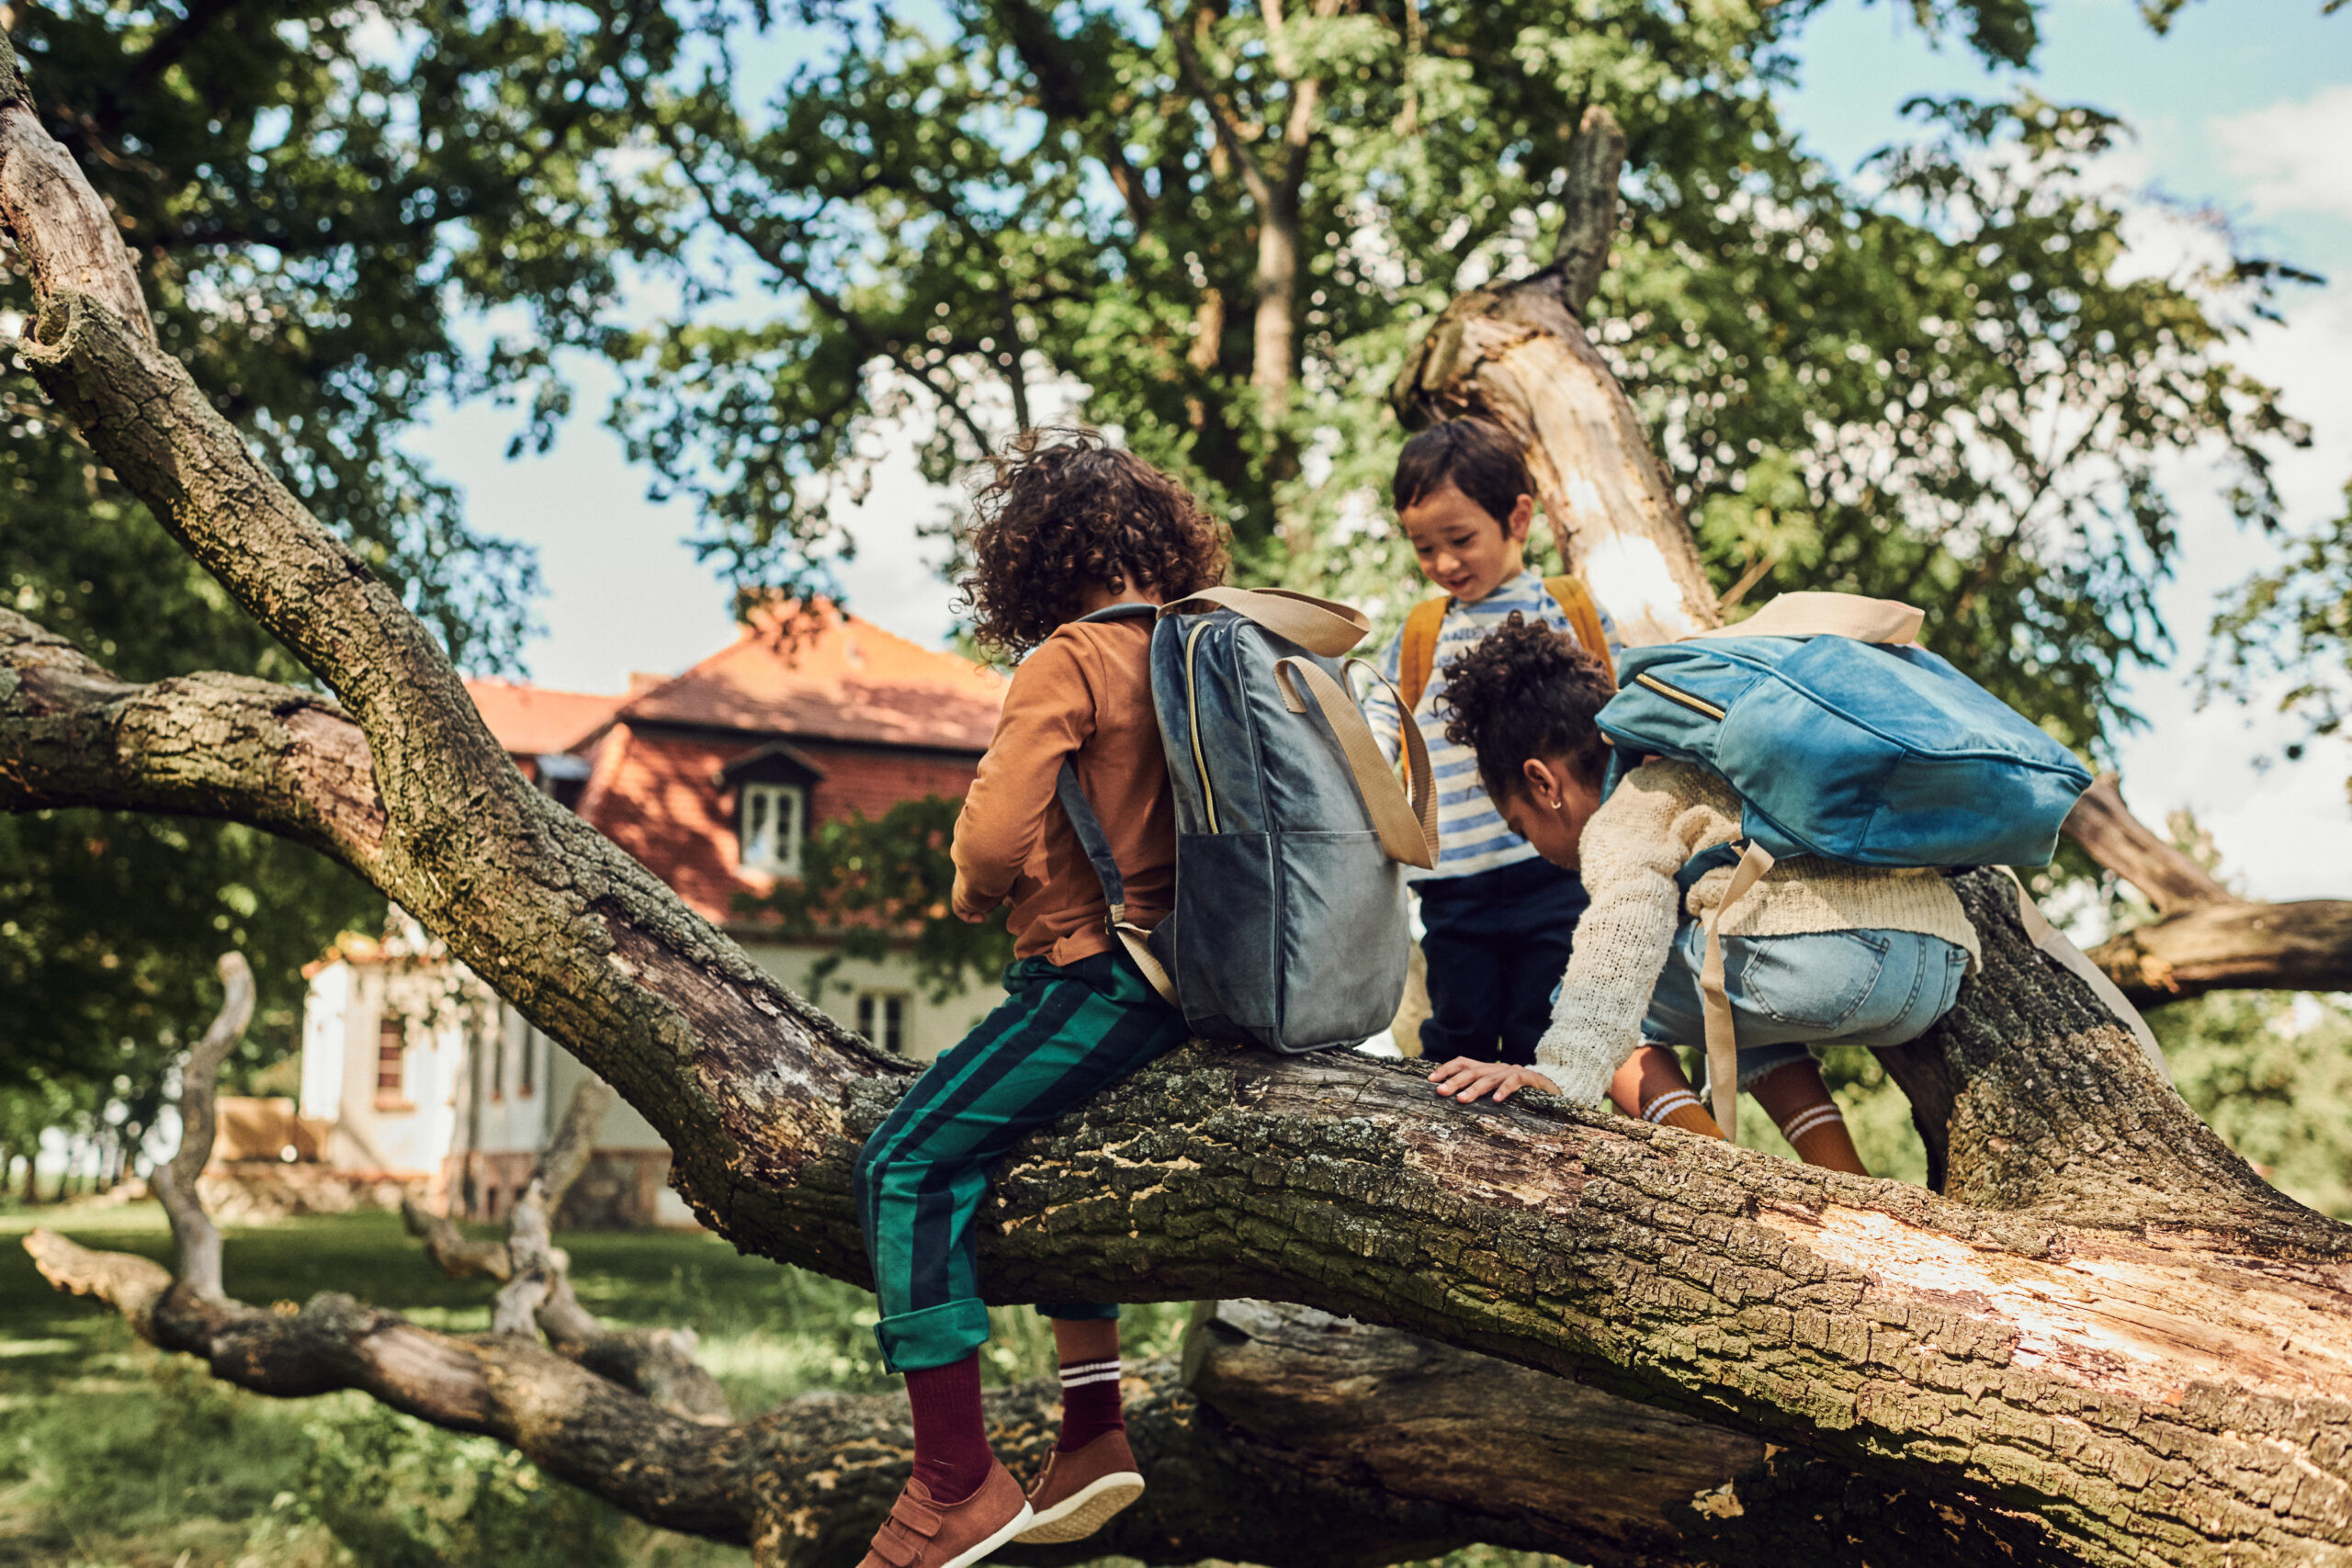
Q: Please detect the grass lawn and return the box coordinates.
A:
[0,1203,1177,1568]
[0,1202,1568,1568]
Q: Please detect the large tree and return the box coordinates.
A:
[14,21,2352,1563]
[0,0,675,1135]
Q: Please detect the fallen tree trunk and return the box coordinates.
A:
[10,35,2352,1563]
[22,1225,2023,1568]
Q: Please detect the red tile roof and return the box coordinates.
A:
[464,679,628,758]
[614,603,1005,752]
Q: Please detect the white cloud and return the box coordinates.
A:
[2211,85,2352,220]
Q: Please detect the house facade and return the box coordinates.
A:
[298,604,1008,1224]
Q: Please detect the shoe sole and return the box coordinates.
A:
[1013,1472,1145,1545]
[939,1501,1035,1568]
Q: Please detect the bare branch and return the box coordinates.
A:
[1553,105,1626,317]
[147,951,254,1303]
[2063,773,2240,916]
[0,58,155,345]
[0,610,387,869]
[400,1198,514,1282]
[2061,773,2352,1001]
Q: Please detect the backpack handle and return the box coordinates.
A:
[1272,657,1440,869]
[1159,586,1369,658]
[1685,592,1923,645]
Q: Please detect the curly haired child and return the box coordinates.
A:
[1419,616,1981,1175]
[850,427,1227,1568]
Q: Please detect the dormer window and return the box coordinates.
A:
[740,782,807,878]
[718,740,826,881]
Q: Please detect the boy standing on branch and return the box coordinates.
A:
[851,429,1227,1568]
[1359,419,1622,1065]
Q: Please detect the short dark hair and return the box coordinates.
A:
[1392,418,1532,529]
[959,426,1228,659]
[1437,614,1615,800]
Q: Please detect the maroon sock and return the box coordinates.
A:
[905,1353,992,1505]
[1057,1354,1125,1452]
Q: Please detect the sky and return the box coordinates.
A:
[404,0,2352,902]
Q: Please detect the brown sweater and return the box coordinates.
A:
[951,615,1175,964]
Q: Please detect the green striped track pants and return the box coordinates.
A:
[854,948,1189,1372]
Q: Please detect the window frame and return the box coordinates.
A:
[374,1014,412,1111]
[855,990,910,1055]
[738,781,808,879]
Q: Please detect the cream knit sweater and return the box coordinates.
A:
[1536,760,1983,1106]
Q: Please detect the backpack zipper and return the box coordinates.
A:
[1184,618,1221,830]
[1634,671,1726,721]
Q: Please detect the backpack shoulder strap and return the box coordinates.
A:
[1054,761,1178,1005]
[1544,575,1617,689]
[1396,596,1449,715]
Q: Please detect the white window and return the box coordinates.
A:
[739,783,807,877]
[856,991,909,1055]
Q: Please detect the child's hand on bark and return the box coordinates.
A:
[1427,1057,1561,1104]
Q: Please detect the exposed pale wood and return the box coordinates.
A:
[1391,278,1717,646]
[146,952,253,1303]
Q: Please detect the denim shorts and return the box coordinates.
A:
[1639,921,1970,1092]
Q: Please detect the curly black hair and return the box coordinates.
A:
[958,426,1228,659]
[1437,614,1617,802]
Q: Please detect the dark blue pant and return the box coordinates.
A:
[1415,856,1590,1066]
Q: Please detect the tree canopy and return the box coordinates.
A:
[0,1,666,1122]
[610,0,2310,757]
[3,0,2333,1148]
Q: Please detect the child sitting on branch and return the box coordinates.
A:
[1421,615,1983,1174]
[851,428,1227,1568]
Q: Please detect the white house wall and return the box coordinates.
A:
[327,966,462,1178]
[744,942,1001,1063]
[300,963,349,1122]
[466,1002,552,1156]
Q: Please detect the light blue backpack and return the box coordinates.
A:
[1056,589,1439,1054]
[1593,592,2094,1130]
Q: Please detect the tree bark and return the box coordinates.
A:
[146,951,253,1303]
[12,38,2352,1565]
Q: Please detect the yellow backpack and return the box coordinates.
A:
[1396,574,1615,715]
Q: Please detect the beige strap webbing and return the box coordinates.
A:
[1159,586,1370,658]
[1699,842,1778,1139]
[1684,592,1924,646]
[1272,656,1441,868]
[1114,922,1179,1008]
[1999,868,2170,1083]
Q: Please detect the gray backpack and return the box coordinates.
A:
[1057,589,1438,1053]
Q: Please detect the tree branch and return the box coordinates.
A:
[1552,105,1626,317]
[2061,773,2352,1002]
[2064,773,2239,916]
[146,951,254,1303]
[0,610,387,867]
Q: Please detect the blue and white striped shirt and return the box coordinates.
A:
[1359,571,1622,885]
